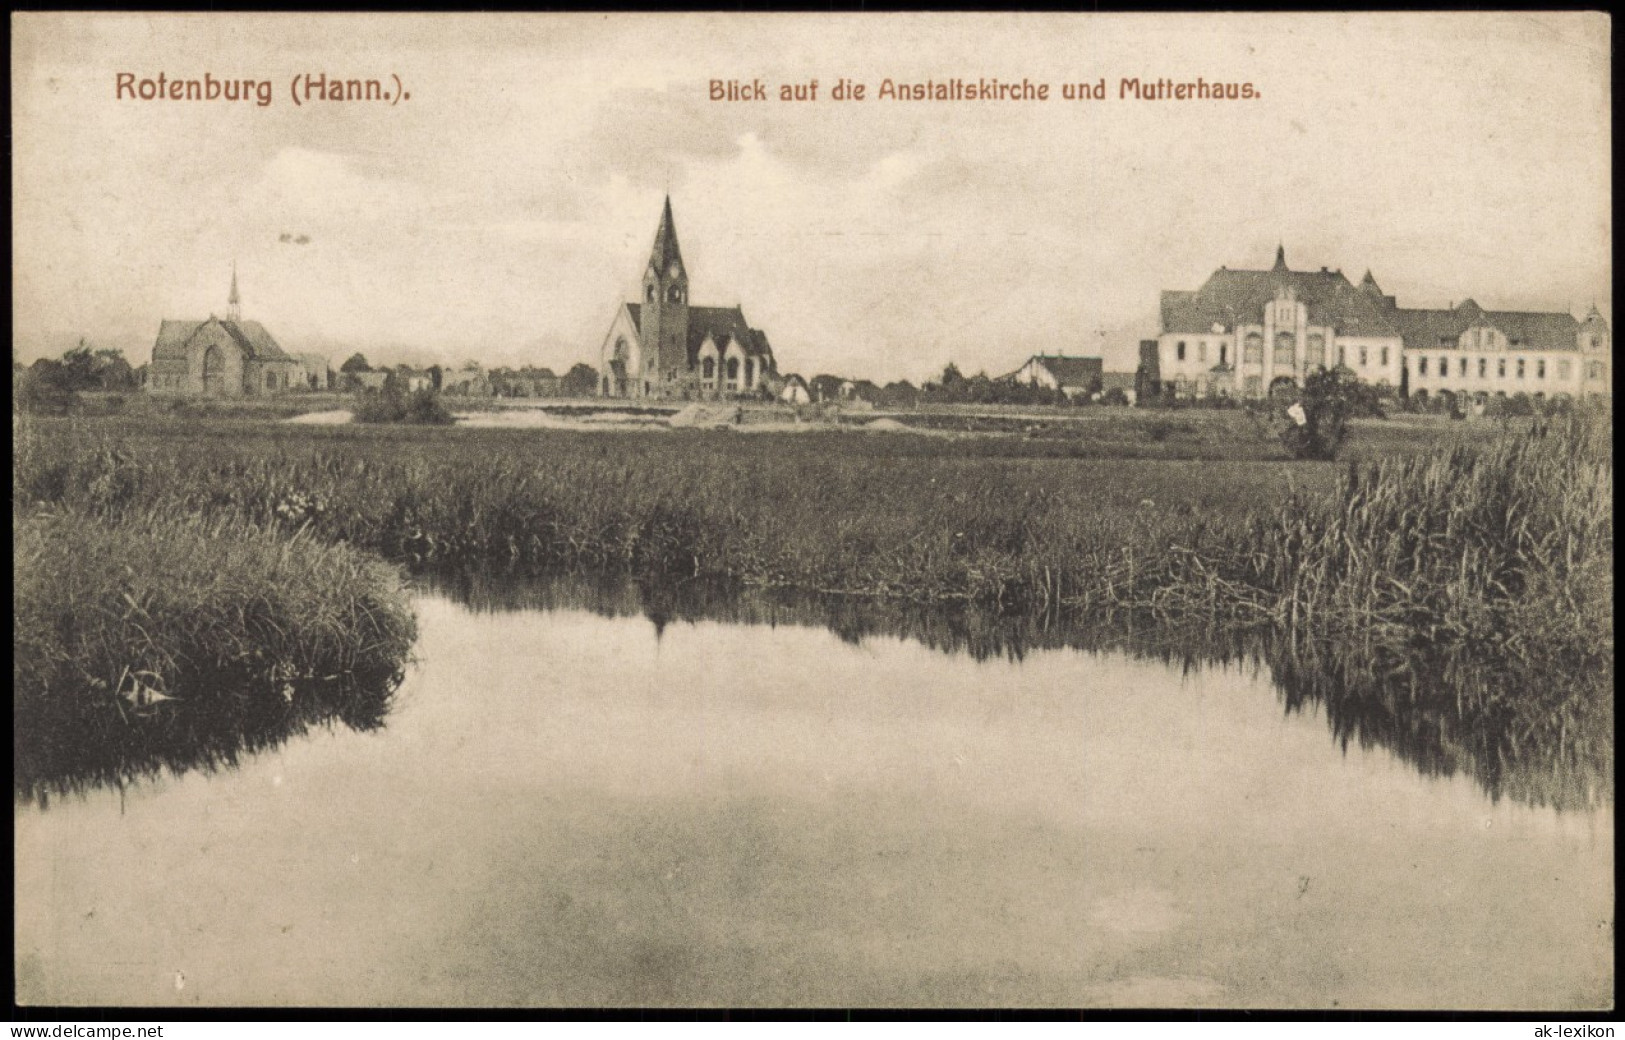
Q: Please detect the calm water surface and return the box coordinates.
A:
[14,577,1614,1008]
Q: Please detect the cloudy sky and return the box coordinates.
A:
[11,12,1611,381]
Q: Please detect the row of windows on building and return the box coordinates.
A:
[1174,337,1389,369]
[1168,373,1393,396]
[1413,356,1605,381]
[699,355,758,386]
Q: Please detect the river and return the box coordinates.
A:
[13,572,1614,1008]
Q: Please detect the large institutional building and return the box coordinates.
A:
[599,198,778,399]
[1152,247,1610,404]
[147,267,303,396]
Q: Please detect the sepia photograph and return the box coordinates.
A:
[10,11,1613,1013]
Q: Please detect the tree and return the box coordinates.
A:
[560,362,598,397]
[340,353,371,373]
[1278,367,1369,460]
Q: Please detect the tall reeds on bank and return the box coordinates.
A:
[12,409,1611,806]
[13,505,416,801]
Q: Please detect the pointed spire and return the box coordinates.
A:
[1359,269,1381,293]
[227,261,241,322]
[649,195,684,275]
[1272,243,1288,273]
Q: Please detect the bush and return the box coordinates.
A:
[353,386,455,425]
[1277,368,1371,460]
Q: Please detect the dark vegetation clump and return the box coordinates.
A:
[352,385,455,425]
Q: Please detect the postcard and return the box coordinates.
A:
[11,11,1612,1013]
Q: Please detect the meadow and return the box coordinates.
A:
[12,405,1611,804]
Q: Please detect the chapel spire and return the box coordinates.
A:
[227,261,241,322]
[1272,243,1288,273]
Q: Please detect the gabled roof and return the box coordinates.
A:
[1393,303,1580,353]
[688,306,752,358]
[152,317,293,361]
[622,301,771,365]
[1161,263,1401,337]
[1029,355,1103,387]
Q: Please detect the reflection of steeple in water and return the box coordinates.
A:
[411,563,1611,815]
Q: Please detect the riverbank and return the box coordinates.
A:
[12,408,1609,802]
[13,503,416,801]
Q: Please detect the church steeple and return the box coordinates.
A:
[648,195,685,277]
[638,196,690,395]
[1359,269,1382,295]
[227,262,241,322]
[1272,244,1288,273]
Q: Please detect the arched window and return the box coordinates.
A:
[1244,332,1263,363]
[1274,332,1295,366]
[726,358,740,383]
[702,357,715,379]
[202,344,227,396]
[1219,344,1228,365]
[645,285,655,302]
[1176,341,1186,361]
[744,358,755,386]
[667,284,683,303]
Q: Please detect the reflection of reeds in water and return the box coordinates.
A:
[13,507,416,805]
[416,561,1610,813]
[13,412,1608,811]
[1238,415,1613,813]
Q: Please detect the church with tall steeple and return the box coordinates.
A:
[598,197,777,399]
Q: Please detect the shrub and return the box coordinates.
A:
[1277,367,1377,460]
[353,386,455,425]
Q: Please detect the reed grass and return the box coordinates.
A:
[12,408,1609,807]
[13,504,416,801]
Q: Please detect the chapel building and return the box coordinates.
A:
[598,198,777,399]
[147,266,302,396]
